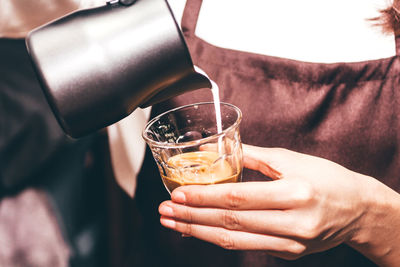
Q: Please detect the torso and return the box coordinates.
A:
[134,1,400,266]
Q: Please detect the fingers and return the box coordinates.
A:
[242,144,287,179]
[159,201,298,237]
[171,180,305,210]
[159,215,306,259]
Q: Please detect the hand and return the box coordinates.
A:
[158,144,399,263]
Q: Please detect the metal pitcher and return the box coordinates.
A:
[26,0,211,138]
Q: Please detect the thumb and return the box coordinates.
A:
[242,144,294,180]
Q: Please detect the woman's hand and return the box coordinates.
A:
[158,144,400,265]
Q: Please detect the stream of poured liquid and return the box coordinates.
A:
[211,80,223,135]
[194,66,223,153]
[194,66,223,133]
[210,80,224,155]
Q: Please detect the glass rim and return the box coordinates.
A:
[142,102,242,149]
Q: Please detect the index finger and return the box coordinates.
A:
[171,180,302,210]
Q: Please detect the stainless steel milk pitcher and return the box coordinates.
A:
[26,0,211,138]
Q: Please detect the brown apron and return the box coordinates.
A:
[132,1,400,266]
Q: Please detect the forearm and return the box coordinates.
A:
[347,174,400,267]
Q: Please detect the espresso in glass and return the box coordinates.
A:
[143,102,243,194]
[161,151,241,192]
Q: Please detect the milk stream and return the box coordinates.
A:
[194,66,224,154]
[211,81,224,154]
[211,80,223,134]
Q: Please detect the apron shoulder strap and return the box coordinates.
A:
[395,35,400,55]
[393,2,400,55]
[395,25,400,55]
[181,0,203,36]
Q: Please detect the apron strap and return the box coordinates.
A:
[181,0,203,35]
[393,2,400,55]
[395,34,400,55]
[395,17,400,55]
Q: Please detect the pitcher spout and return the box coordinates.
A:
[140,69,212,108]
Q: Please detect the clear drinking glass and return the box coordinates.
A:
[142,102,243,194]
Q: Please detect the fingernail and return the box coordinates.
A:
[172,190,186,203]
[159,205,174,217]
[160,217,176,229]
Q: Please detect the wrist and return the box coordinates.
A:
[346,173,400,266]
